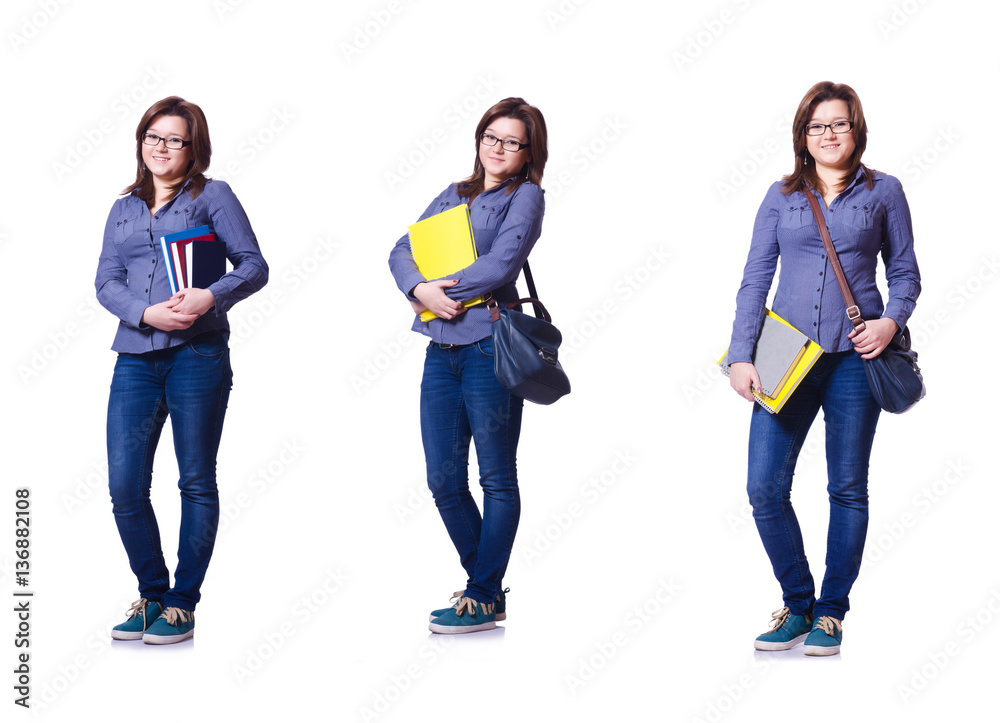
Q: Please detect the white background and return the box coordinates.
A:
[2,0,996,720]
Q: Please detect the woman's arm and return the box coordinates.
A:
[194,181,269,317]
[443,183,545,301]
[878,175,921,333]
[95,203,150,329]
[388,187,453,301]
[728,185,781,364]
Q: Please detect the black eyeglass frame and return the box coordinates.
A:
[479,132,529,153]
[141,133,193,150]
[803,121,854,137]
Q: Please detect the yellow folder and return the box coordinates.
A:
[718,309,824,414]
[408,204,483,322]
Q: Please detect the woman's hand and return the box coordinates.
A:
[170,288,216,317]
[729,361,762,403]
[140,297,200,331]
[409,299,427,314]
[412,279,465,320]
[848,317,898,359]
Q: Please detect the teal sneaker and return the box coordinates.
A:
[429,587,507,622]
[754,607,814,651]
[111,599,163,641]
[428,596,496,634]
[142,607,195,645]
[803,616,843,656]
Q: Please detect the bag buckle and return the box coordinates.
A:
[538,347,557,364]
[846,305,866,332]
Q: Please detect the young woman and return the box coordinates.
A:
[388,97,547,634]
[728,82,920,655]
[96,96,268,644]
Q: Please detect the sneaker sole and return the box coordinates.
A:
[110,629,145,641]
[142,630,195,645]
[429,612,506,622]
[428,620,497,634]
[754,633,809,651]
[803,643,840,656]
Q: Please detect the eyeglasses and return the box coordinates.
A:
[480,132,528,152]
[804,121,853,136]
[142,133,192,150]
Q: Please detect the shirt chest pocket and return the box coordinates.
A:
[475,200,509,230]
[779,204,810,230]
[113,217,134,245]
[843,204,874,230]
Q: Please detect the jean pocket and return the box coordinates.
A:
[476,338,495,358]
[187,331,228,359]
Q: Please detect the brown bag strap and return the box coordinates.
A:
[803,190,866,333]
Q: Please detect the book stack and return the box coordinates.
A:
[159,225,227,295]
[719,310,824,413]
[408,204,482,322]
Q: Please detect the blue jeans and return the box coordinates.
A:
[107,331,232,611]
[419,338,524,605]
[747,351,880,620]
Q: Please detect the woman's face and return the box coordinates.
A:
[805,99,856,173]
[479,116,531,189]
[141,114,192,188]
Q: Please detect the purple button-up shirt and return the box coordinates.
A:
[95,179,268,353]
[729,170,920,362]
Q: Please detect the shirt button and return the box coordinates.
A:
[814,305,818,309]
[813,322,817,327]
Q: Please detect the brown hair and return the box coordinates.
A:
[122,96,212,202]
[456,97,547,203]
[781,81,875,197]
